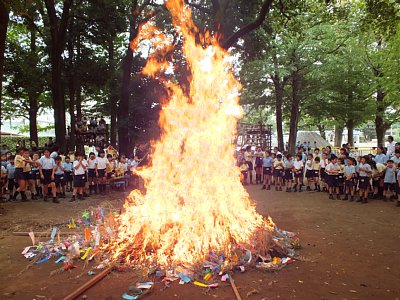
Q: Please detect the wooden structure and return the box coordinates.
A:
[235,122,272,150]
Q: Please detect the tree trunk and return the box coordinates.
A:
[68,73,76,150]
[0,2,9,107]
[28,95,39,145]
[273,80,284,150]
[44,0,72,152]
[108,37,118,146]
[317,124,326,140]
[334,126,343,147]
[374,89,387,146]
[346,119,354,146]
[288,71,300,155]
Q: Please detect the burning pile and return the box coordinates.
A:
[107,0,299,269]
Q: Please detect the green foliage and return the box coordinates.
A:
[0,136,50,150]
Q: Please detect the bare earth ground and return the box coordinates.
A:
[0,185,400,300]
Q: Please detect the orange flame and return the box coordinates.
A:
[110,0,271,267]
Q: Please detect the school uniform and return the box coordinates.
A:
[54,165,66,187]
[320,158,327,181]
[338,164,345,187]
[96,156,108,178]
[284,160,294,180]
[63,162,73,183]
[87,158,97,179]
[273,160,284,178]
[312,162,320,178]
[343,165,356,189]
[358,163,371,189]
[372,163,385,189]
[383,166,397,191]
[31,160,40,180]
[293,160,304,178]
[244,151,253,171]
[22,160,32,181]
[7,163,17,191]
[326,162,340,187]
[262,157,273,175]
[14,155,25,181]
[305,159,314,178]
[39,156,56,185]
[73,160,88,187]
[374,153,388,165]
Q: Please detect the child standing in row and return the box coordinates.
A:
[284,154,294,192]
[326,155,340,200]
[383,159,396,201]
[293,154,304,192]
[343,158,356,201]
[305,154,314,191]
[357,156,372,204]
[63,156,73,192]
[262,150,273,190]
[273,154,284,191]
[71,152,87,201]
[313,157,321,191]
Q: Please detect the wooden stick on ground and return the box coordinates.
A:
[13,231,82,237]
[62,265,114,300]
[229,274,242,300]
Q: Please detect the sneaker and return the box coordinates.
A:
[43,196,48,202]
[78,194,84,200]
[267,186,271,190]
[279,186,282,191]
[329,194,334,200]
[306,186,311,191]
[275,186,278,191]
[350,196,354,202]
[396,201,400,207]
[336,194,341,200]
[52,198,60,204]
[356,197,362,203]
[69,196,76,202]
[362,198,368,204]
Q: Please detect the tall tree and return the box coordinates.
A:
[42,0,73,151]
[0,1,9,108]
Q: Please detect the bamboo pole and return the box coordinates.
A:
[229,275,242,300]
[62,265,114,300]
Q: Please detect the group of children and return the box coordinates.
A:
[238,145,400,206]
[0,146,141,203]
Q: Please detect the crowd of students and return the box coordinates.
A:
[0,143,149,203]
[238,139,400,206]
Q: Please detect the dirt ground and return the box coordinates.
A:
[0,185,400,300]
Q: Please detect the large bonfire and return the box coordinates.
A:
[109,0,287,268]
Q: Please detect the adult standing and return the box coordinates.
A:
[386,136,396,157]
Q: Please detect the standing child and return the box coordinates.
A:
[293,154,304,192]
[312,156,321,191]
[383,160,396,201]
[54,156,66,198]
[343,158,356,201]
[23,149,37,200]
[326,154,340,200]
[357,156,372,204]
[32,153,42,198]
[240,160,249,185]
[254,147,264,184]
[95,150,109,194]
[305,154,314,191]
[70,152,88,201]
[284,154,294,192]
[337,159,345,196]
[273,154,284,191]
[244,146,254,184]
[14,148,28,201]
[39,148,58,203]
[106,154,116,178]
[6,156,16,201]
[63,156,73,192]
[87,152,97,195]
[262,150,273,190]
[320,153,328,192]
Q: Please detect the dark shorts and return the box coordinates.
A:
[284,170,293,180]
[327,175,339,187]
[372,179,380,188]
[320,168,326,180]
[88,169,96,179]
[263,167,272,176]
[344,179,354,188]
[358,176,370,189]
[255,158,263,168]
[338,174,344,186]
[65,171,73,182]
[7,179,18,191]
[73,173,87,188]
[313,170,319,178]
[384,183,395,191]
[14,168,25,181]
[294,171,303,178]
[54,174,66,186]
[397,184,400,194]
[23,171,31,181]
[305,170,314,178]
[246,161,253,171]
[97,168,106,178]
[31,170,40,180]
[273,169,283,178]
[42,169,54,185]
